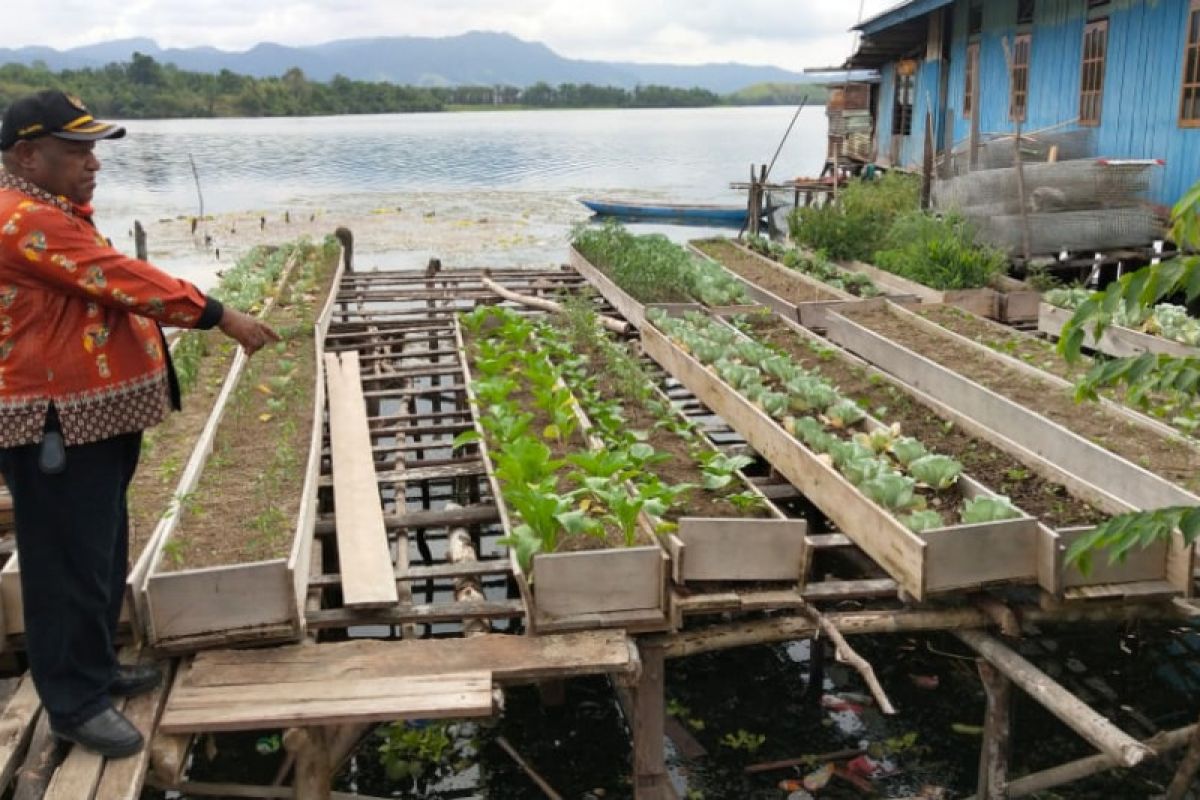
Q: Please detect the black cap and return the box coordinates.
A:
[0,90,126,151]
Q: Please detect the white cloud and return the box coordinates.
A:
[6,0,900,72]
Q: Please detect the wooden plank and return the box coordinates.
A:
[323,351,400,608]
[674,518,808,582]
[93,661,175,800]
[187,631,633,687]
[146,561,294,646]
[160,672,494,733]
[305,599,524,629]
[44,698,129,800]
[0,677,41,790]
[533,548,665,618]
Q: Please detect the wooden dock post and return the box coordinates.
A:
[134,220,147,261]
[976,661,1012,799]
[285,727,331,800]
[631,641,675,799]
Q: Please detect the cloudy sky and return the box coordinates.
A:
[6,1,900,72]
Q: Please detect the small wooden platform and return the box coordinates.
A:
[159,631,636,734]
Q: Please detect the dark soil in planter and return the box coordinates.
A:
[693,239,841,305]
[841,305,1200,495]
[919,304,1091,381]
[741,315,1105,527]
[162,244,340,571]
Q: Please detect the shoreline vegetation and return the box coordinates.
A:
[0,56,828,118]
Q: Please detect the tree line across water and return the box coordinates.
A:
[0,55,826,119]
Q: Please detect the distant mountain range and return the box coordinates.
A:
[0,32,817,94]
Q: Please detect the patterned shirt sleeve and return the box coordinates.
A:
[0,201,220,328]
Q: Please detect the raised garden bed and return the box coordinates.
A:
[642,307,1044,601]
[546,303,809,585]
[568,225,753,330]
[915,304,1200,440]
[457,308,669,633]
[1039,302,1200,360]
[136,238,344,652]
[688,239,859,331]
[826,301,1198,592]
[726,311,1175,594]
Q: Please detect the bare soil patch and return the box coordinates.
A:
[694,240,840,305]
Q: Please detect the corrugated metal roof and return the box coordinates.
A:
[856,0,955,35]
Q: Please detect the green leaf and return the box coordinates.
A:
[451,430,481,448]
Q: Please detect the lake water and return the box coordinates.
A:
[89,106,828,286]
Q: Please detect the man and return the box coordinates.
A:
[0,90,278,758]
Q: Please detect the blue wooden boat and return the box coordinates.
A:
[579,198,749,225]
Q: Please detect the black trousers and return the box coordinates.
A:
[0,431,141,727]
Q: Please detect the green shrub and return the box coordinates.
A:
[873,211,1007,290]
[788,173,919,261]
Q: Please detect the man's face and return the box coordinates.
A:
[22,137,101,206]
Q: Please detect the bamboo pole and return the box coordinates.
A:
[995,724,1195,798]
[956,630,1152,768]
[651,602,1180,660]
[480,276,630,335]
[496,736,563,800]
[802,605,896,714]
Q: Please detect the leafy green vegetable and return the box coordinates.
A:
[902,510,945,533]
[908,454,963,490]
[961,496,1022,524]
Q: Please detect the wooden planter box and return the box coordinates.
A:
[753,310,1174,596]
[837,260,1039,323]
[686,242,861,332]
[456,320,670,635]
[642,310,1043,601]
[135,250,346,652]
[641,381,809,584]
[1038,302,1200,360]
[568,246,759,331]
[824,301,1195,595]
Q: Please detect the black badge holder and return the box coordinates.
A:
[38,406,66,475]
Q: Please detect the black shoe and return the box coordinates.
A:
[110,664,162,698]
[52,706,144,759]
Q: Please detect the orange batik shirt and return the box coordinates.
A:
[0,171,223,448]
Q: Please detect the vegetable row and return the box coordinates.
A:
[647,308,1024,533]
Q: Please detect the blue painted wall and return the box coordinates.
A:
[874,0,1200,207]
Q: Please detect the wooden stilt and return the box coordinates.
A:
[284,726,331,800]
[1166,717,1200,800]
[975,661,1012,800]
[957,630,1152,768]
[631,642,676,800]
